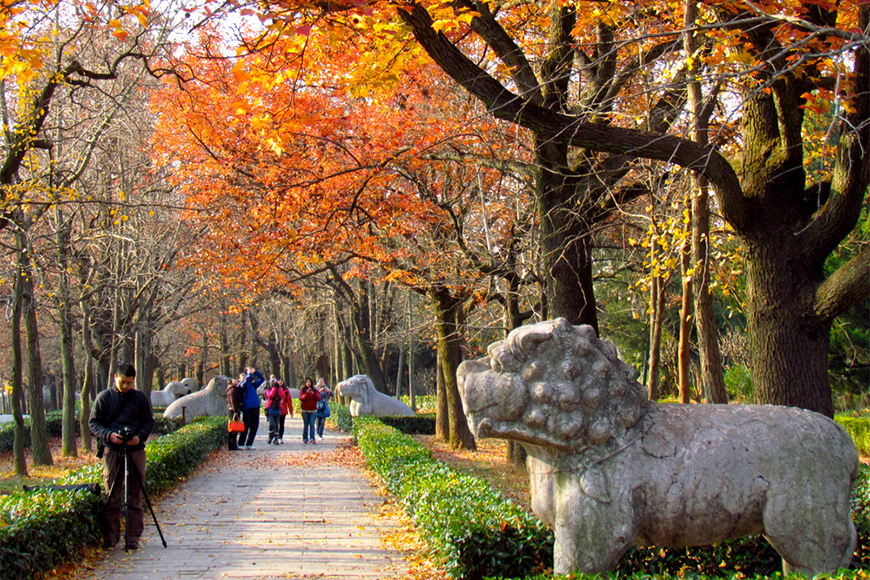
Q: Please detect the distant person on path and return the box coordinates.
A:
[226,378,243,450]
[239,367,264,449]
[299,377,320,444]
[265,379,290,444]
[89,363,155,550]
[315,378,333,440]
[277,379,293,443]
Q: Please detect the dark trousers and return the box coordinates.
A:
[316,415,327,438]
[278,415,287,439]
[242,407,259,446]
[102,447,146,546]
[267,413,281,443]
[228,410,240,450]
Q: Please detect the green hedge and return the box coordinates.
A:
[354,416,552,580]
[838,416,870,457]
[328,402,353,433]
[0,410,185,453]
[0,416,227,580]
[379,413,436,435]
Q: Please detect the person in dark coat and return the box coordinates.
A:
[89,364,155,550]
[226,378,244,450]
[239,367,264,449]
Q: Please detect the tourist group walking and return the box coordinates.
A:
[225,367,333,449]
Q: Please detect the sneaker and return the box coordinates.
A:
[303,440,308,444]
[102,539,117,550]
[310,440,316,445]
[318,435,323,440]
[248,445,257,450]
[125,542,140,550]
[278,438,283,444]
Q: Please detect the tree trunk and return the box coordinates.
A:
[678,237,693,404]
[55,210,78,457]
[536,137,598,332]
[429,286,476,451]
[79,311,94,452]
[647,270,666,401]
[746,242,834,416]
[10,275,28,476]
[435,348,449,442]
[18,232,52,466]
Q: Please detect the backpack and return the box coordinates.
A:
[267,391,282,415]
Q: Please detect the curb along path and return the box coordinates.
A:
[73,416,411,580]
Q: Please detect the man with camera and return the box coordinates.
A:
[89,363,155,550]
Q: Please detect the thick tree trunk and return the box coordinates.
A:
[429,287,476,451]
[746,242,834,416]
[56,211,78,457]
[536,138,598,332]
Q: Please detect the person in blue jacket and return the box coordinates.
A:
[239,366,264,449]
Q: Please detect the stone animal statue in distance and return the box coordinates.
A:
[335,374,415,417]
[457,318,859,576]
[164,375,230,421]
[150,381,191,408]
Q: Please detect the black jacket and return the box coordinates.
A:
[89,387,155,452]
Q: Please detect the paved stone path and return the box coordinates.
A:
[75,415,410,580]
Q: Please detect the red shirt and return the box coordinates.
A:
[299,386,321,411]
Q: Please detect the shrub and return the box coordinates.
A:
[378,413,436,435]
[837,416,870,457]
[0,416,227,580]
[354,417,552,580]
[0,487,103,580]
[327,402,353,433]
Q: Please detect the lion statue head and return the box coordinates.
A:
[457,318,649,452]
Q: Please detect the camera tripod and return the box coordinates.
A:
[105,443,168,551]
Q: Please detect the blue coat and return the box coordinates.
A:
[241,370,264,410]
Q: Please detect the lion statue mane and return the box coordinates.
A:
[457,318,858,576]
[335,374,414,417]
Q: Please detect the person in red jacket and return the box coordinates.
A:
[276,379,293,444]
[298,377,321,444]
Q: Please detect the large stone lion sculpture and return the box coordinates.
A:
[457,318,858,576]
[164,375,230,422]
[150,381,191,408]
[335,374,415,417]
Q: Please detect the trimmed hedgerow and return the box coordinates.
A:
[354,416,552,580]
[327,402,354,433]
[0,416,227,580]
[379,413,436,435]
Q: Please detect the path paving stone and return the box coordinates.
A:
[75,415,410,580]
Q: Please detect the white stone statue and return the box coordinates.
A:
[457,318,859,577]
[164,375,230,421]
[150,381,191,408]
[335,374,414,417]
[181,377,199,392]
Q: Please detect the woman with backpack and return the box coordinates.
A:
[314,378,333,440]
[276,379,293,444]
[298,377,320,444]
[265,379,286,445]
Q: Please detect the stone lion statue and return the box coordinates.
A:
[180,377,199,392]
[150,381,191,408]
[457,318,859,576]
[335,374,414,417]
[164,375,230,422]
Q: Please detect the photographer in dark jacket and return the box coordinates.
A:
[89,364,155,550]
